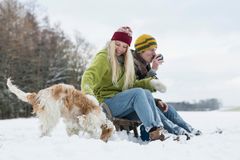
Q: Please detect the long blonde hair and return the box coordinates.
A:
[106,41,135,90]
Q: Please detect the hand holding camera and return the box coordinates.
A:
[152,54,164,71]
[156,54,164,61]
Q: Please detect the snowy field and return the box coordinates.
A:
[0,111,240,160]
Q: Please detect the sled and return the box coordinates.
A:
[101,103,141,137]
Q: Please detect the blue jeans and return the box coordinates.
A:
[162,105,194,134]
[122,106,193,135]
[104,88,163,132]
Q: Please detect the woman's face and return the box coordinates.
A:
[115,41,128,56]
[140,48,157,63]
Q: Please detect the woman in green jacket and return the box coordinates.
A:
[81,26,167,141]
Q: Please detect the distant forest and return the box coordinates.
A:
[0,0,95,119]
[168,98,221,111]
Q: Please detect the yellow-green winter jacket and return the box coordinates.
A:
[81,49,155,103]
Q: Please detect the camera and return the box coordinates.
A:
[156,54,164,61]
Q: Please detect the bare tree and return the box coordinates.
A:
[0,0,94,119]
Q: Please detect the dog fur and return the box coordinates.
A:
[7,78,115,142]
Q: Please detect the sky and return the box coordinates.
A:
[21,0,240,107]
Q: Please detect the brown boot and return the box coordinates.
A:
[149,127,166,141]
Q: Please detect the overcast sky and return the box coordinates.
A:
[22,0,240,107]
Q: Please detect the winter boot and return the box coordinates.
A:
[149,127,167,141]
[140,125,150,141]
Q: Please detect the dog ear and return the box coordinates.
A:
[100,124,113,142]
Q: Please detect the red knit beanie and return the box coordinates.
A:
[111,26,132,46]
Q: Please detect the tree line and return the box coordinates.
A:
[168,98,222,111]
[0,0,95,119]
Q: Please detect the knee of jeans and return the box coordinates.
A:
[132,88,146,96]
[144,89,153,97]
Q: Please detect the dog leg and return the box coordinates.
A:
[64,117,80,136]
[38,110,60,137]
[40,124,52,137]
[78,113,103,139]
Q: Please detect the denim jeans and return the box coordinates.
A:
[162,105,194,134]
[104,88,163,132]
[122,106,193,135]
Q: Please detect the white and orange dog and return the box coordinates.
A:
[7,78,115,142]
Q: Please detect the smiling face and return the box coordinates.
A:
[140,48,157,63]
[115,40,128,56]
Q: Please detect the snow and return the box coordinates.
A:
[0,111,240,160]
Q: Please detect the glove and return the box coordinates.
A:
[157,100,169,112]
[85,94,99,106]
[150,79,167,93]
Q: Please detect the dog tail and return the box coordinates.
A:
[7,78,30,103]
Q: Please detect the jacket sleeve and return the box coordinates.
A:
[146,69,157,78]
[81,53,108,95]
[133,77,156,92]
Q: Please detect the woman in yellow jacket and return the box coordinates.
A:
[81,26,167,141]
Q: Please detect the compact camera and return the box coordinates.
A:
[156,54,164,61]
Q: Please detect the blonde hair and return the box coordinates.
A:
[106,41,135,90]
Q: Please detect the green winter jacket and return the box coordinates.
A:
[81,49,155,103]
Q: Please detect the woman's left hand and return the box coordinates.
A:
[150,79,167,93]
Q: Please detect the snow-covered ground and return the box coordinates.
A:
[0,111,240,160]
